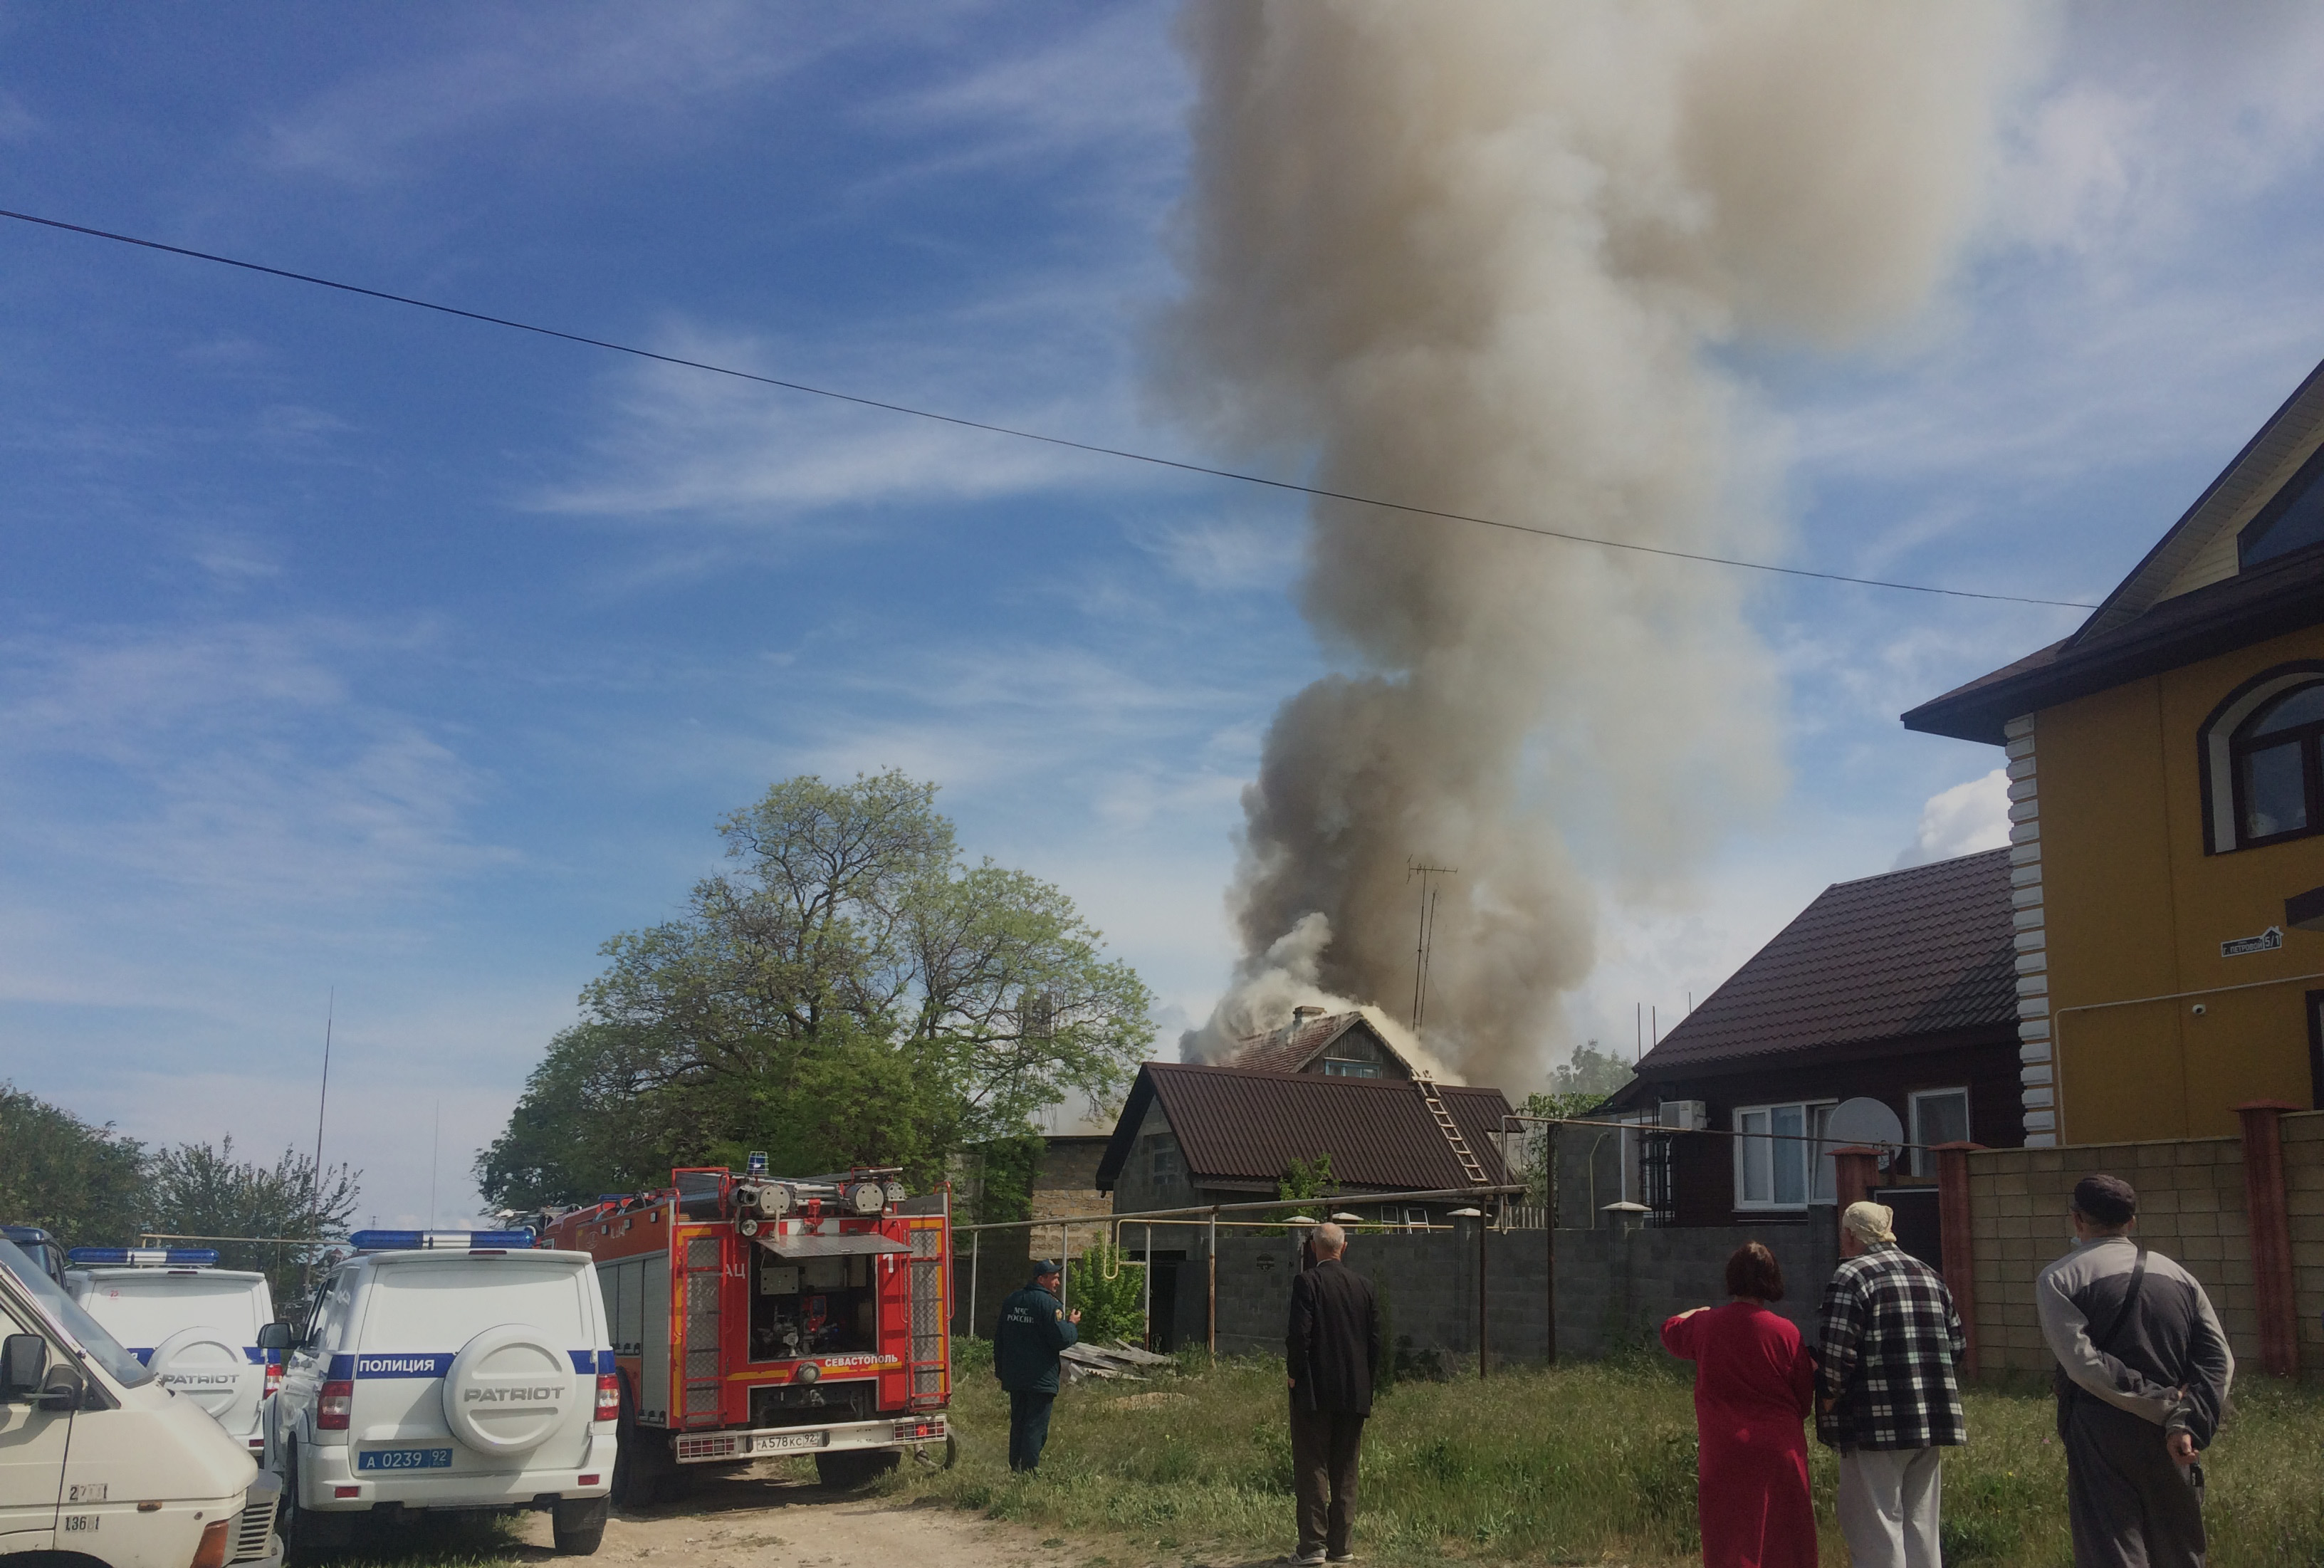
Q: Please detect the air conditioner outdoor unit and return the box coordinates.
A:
[1658,1099,1708,1131]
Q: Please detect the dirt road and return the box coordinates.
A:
[503,1465,1082,1568]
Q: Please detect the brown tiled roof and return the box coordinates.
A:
[1629,847,2017,1077]
[1094,1063,1512,1194]
[1226,1010,1409,1075]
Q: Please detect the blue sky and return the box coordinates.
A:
[6,2,2324,1226]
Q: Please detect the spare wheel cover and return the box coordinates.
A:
[442,1324,573,1457]
[149,1324,256,1423]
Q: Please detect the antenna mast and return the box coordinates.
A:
[1406,859,1457,1033]
[313,988,334,1178]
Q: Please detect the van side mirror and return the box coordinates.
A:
[36,1361,83,1413]
[1,1334,45,1401]
[256,1322,293,1352]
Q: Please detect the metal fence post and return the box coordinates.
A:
[970,1230,980,1339]
[1207,1207,1218,1363]
[1477,1207,1488,1380]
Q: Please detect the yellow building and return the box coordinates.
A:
[1907,357,2324,1146]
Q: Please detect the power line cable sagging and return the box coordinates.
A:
[0,205,2086,611]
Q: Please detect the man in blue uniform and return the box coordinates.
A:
[994,1259,1080,1473]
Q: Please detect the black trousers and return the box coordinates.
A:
[1008,1391,1055,1473]
[1290,1400,1366,1557]
[2063,1396,2205,1567]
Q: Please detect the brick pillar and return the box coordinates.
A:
[2236,1100,2301,1378]
[1933,1141,1984,1378]
[1830,1146,1881,1248]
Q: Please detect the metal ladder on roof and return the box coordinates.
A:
[1415,1074,1490,1187]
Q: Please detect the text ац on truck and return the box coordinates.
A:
[539,1160,952,1500]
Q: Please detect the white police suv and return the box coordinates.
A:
[268,1231,616,1560]
[68,1248,279,1457]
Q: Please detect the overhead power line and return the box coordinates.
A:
[0,206,2095,611]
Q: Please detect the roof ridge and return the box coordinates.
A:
[1818,844,2010,893]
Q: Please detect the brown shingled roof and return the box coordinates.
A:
[1095,1063,1512,1194]
[1226,1010,1410,1075]
[1631,847,2017,1077]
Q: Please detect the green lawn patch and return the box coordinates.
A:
[895,1342,2324,1567]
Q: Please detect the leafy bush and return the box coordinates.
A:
[1067,1241,1146,1345]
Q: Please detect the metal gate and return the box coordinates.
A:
[1642,1132,1678,1227]
[681,1235,723,1426]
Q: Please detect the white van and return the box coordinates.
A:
[68,1248,278,1456]
[268,1230,616,1558]
[0,1235,282,1568]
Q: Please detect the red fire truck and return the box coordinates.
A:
[540,1161,951,1500]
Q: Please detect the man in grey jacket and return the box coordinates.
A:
[2037,1174,2233,1568]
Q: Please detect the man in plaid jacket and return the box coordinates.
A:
[1817,1200,1967,1568]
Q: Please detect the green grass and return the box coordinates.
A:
[886,1342,2324,1567]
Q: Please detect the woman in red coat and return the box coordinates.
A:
[1661,1242,1818,1568]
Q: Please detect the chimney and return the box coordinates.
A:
[1292,1005,1326,1029]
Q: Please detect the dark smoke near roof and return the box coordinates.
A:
[1158,0,2027,1086]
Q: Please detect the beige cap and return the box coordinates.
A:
[1842,1200,1896,1245]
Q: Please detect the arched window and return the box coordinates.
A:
[2233,683,2324,845]
[2199,663,2324,853]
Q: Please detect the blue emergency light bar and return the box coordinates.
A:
[347,1229,536,1252]
[66,1248,220,1268]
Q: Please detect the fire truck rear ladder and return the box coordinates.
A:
[1416,1074,1490,1188]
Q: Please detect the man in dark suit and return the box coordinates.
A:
[993,1259,1079,1473]
[1284,1221,1379,1565]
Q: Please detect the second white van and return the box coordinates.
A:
[68,1248,278,1455]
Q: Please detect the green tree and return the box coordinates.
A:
[1516,1041,1641,1206]
[959,1133,1045,1227]
[479,772,1154,1208]
[147,1137,360,1301]
[1270,1152,1338,1233]
[0,1083,145,1248]
[1067,1241,1146,1345]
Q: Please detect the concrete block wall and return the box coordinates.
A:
[1964,1134,2255,1374]
[1196,1223,1834,1368]
[1207,1230,1551,1364]
[1554,1223,1838,1358]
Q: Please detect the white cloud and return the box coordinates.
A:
[0,621,511,976]
[0,90,37,143]
[1895,767,2012,868]
[256,6,829,184]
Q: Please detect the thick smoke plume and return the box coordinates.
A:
[1163,1,2022,1085]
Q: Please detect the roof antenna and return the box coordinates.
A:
[1406,859,1457,1033]
[312,990,335,1183]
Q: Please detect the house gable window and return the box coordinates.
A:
[2199,664,2324,853]
[1321,1057,1382,1077]
[1733,1101,1836,1211]
[2238,439,2324,570]
[1143,1134,1182,1188]
[1909,1087,1970,1177]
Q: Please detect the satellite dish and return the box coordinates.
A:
[1821,1097,1907,1181]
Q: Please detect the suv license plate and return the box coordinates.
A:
[358,1448,454,1471]
[754,1431,830,1453]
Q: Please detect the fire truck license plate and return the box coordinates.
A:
[754,1431,830,1453]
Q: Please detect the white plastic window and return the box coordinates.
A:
[1734,1102,1838,1211]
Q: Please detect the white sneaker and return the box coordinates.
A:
[1277,1552,1326,1566]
